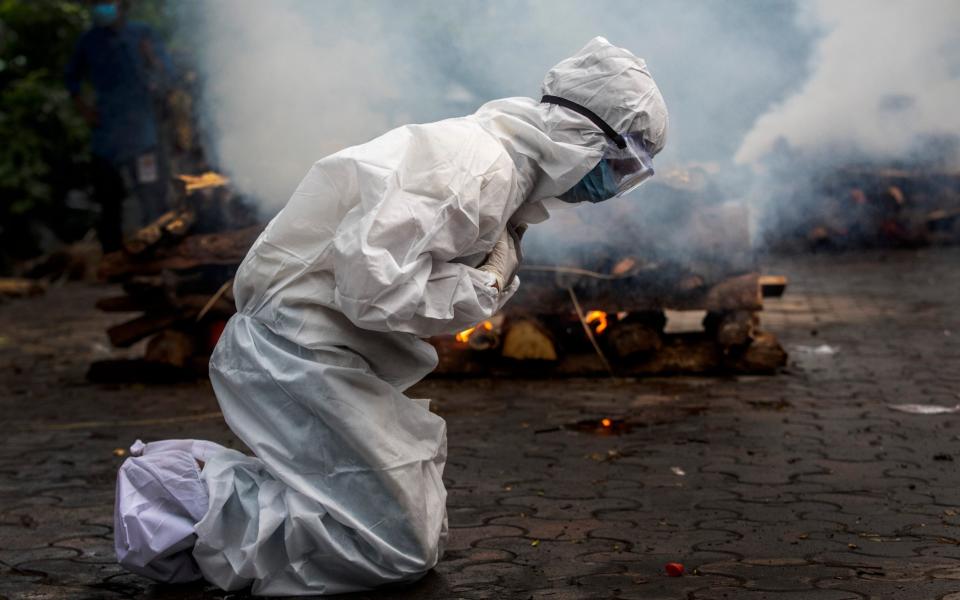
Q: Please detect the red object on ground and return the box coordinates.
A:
[665,562,684,577]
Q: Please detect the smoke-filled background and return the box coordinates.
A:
[179,0,959,219]
[736,0,960,169]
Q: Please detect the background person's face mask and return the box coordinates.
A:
[92,3,119,27]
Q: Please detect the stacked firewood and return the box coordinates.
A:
[89,174,262,382]
[92,167,789,380]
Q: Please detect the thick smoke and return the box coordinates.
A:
[177,3,408,207]
[179,0,809,212]
[736,0,960,168]
[176,0,960,258]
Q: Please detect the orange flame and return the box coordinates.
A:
[585,310,608,334]
[455,320,494,343]
[601,418,612,428]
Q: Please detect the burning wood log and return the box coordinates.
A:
[459,317,502,351]
[501,318,558,361]
[591,310,666,359]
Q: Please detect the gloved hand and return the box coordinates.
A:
[478,224,525,291]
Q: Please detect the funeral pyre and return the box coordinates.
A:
[761,166,960,252]
[433,167,787,376]
[90,168,787,381]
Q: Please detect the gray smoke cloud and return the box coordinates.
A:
[179,0,810,212]
[178,0,959,257]
[736,0,960,168]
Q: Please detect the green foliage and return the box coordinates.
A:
[0,0,91,259]
[0,0,176,266]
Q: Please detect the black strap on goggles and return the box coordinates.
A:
[541,95,626,149]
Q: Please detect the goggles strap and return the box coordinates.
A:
[541,95,626,149]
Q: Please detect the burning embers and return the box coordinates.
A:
[585,310,608,334]
[456,320,494,344]
[566,417,630,435]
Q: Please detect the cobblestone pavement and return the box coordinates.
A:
[1,247,959,600]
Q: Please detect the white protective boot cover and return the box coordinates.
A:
[114,438,227,583]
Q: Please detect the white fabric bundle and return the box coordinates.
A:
[114,439,226,583]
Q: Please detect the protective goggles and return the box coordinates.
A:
[542,95,655,197]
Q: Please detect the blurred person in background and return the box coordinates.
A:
[65,0,171,252]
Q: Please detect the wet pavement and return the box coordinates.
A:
[1,247,959,599]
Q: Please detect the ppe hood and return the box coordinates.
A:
[470,36,669,223]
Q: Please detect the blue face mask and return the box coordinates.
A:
[92,3,119,27]
[558,159,620,204]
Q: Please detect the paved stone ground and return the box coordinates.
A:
[1,247,958,600]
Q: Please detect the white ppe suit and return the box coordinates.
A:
[114,36,667,595]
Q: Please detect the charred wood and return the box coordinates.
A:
[736,331,788,372]
[123,208,197,255]
[107,312,188,348]
[99,224,263,281]
[703,310,757,347]
[605,321,662,358]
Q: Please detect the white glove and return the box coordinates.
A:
[478,225,524,291]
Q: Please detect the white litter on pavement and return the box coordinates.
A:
[888,404,960,415]
[793,344,839,355]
